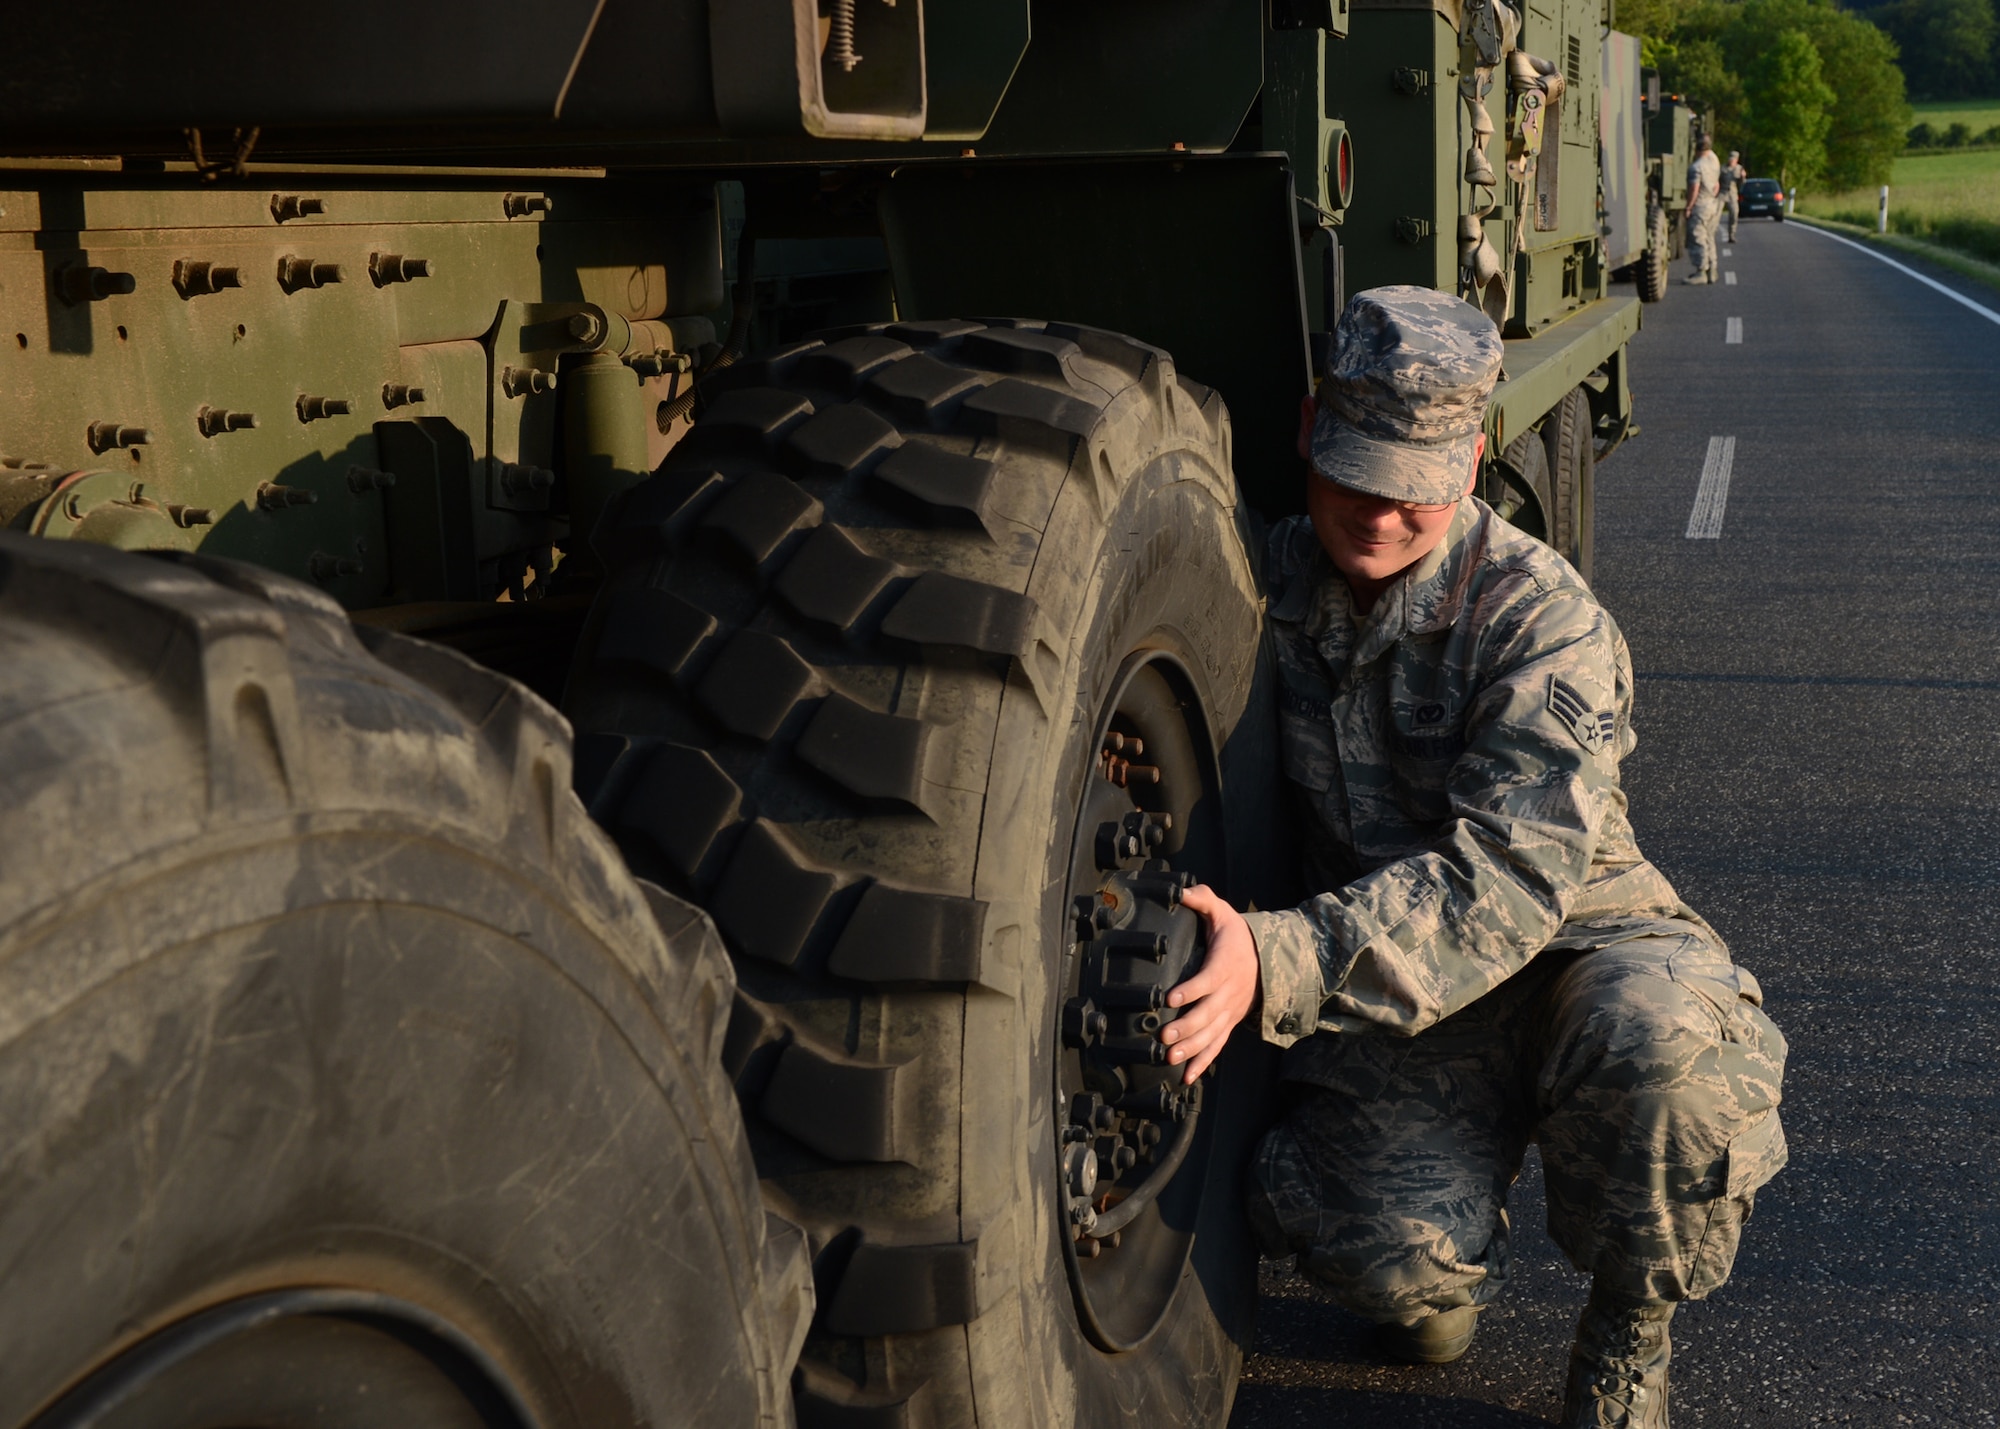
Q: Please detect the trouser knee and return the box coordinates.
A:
[1249,1118,1510,1323]
[1534,939,1788,1300]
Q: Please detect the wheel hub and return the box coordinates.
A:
[1060,859,1206,1245]
[1054,653,1225,1352]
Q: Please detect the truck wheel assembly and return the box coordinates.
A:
[1543,386,1596,584]
[0,537,808,1429]
[564,319,1268,1426]
[1639,202,1670,303]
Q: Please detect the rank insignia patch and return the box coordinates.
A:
[1549,676,1615,754]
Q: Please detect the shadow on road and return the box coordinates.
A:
[1232,1384,1552,1428]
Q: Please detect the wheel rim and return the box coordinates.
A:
[1054,650,1228,1353]
[29,1289,536,1429]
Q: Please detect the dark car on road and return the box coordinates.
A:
[1741,177,1787,219]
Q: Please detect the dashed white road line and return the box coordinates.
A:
[1687,437,1736,539]
[1726,316,1743,343]
[1725,270,1738,285]
[1722,247,1734,256]
[1792,219,2000,329]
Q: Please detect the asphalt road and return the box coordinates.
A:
[1228,221,2000,1427]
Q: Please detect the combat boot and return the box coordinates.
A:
[1376,1305,1480,1364]
[1681,272,1710,285]
[1561,1287,1675,1427]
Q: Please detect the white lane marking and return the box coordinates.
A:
[1687,437,1736,539]
[1725,270,1738,285]
[1792,219,2000,329]
[1726,316,1743,343]
[1723,247,1733,256]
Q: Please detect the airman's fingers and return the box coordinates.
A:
[1165,964,1219,1009]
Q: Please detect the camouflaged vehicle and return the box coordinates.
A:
[0,3,1644,1425]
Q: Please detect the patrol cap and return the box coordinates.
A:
[1307,285,1505,506]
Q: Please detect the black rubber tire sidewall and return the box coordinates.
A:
[0,539,791,1429]
[1542,387,1595,585]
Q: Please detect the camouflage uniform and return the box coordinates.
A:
[1243,286,1787,1331]
[1722,154,1746,242]
[1686,149,1723,281]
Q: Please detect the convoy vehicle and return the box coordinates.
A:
[0,3,1646,1425]
[1610,71,1706,302]
[1742,177,1789,220]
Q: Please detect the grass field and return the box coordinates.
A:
[1909,96,2000,135]
[1797,146,2000,262]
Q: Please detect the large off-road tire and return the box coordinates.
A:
[1638,203,1670,303]
[563,319,1270,1427]
[0,536,811,1429]
[1543,386,1596,584]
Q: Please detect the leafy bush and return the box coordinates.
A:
[1944,121,1974,146]
[1908,121,1937,147]
[1928,215,2000,261]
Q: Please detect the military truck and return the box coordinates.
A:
[0,4,1643,1426]
[1641,80,1709,297]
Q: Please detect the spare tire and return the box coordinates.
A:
[563,319,1271,1427]
[0,537,810,1429]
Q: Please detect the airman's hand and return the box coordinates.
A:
[1161,885,1261,1085]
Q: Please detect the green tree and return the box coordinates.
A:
[1801,2,1909,188]
[1711,0,1908,187]
[1874,0,1996,98]
[1743,28,1836,187]
[1654,1,1749,145]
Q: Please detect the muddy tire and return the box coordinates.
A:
[1638,203,1670,303]
[564,319,1269,1427]
[1543,386,1596,584]
[0,537,810,1429]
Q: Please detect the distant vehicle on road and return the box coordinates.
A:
[1742,178,1788,220]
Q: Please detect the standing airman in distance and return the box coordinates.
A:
[1684,136,1723,283]
[1722,149,1747,242]
[1163,287,1788,1428]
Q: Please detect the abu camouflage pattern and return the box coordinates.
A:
[1309,287,1505,506]
[1246,928,1788,1315]
[1241,504,1787,1314]
[1686,148,1723,280]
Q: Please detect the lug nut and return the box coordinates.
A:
[381,382,427,409]
[568,310,605,345]
[173,260,242,298]
[86,422,150,453]
[499,462,555,496]
[278,255,343,291]
[503,192,553,218]
[347,465,397,494]
[626,348,693,378]
[309,552,363,581]
[196,406,258,437]
[256,482,318,511]
[296,395,352,422]
[59,266,137,304]
[368,252,431,285]
[1061,997,1108,1049]
[270,193,327,223]
[167,504,215,528]
[501,365,557,398]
